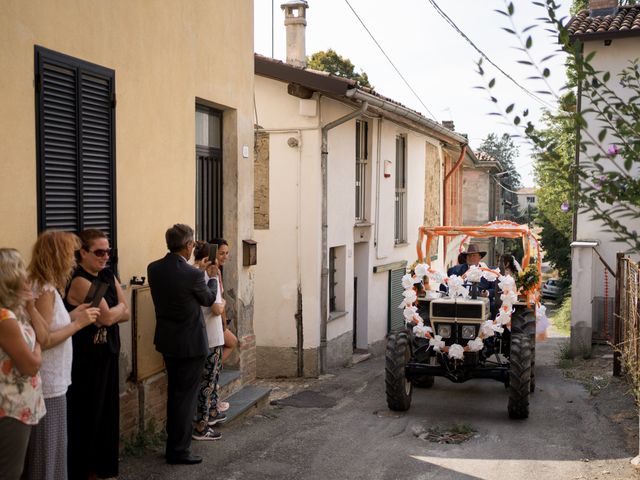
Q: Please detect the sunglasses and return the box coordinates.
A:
[89,248,111,258]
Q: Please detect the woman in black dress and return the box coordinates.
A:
[64,229,129,479]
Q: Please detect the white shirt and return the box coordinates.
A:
[202,275,224,348]
[35,284,73,398]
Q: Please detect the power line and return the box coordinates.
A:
[425,0,556,109]
[343,0,437,120]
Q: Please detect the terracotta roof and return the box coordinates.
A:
[255,54,425,117]
[517,188,536,195]
[567,6,640,40]
[254,54,466,143]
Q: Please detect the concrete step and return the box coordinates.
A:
[218,368,241,400]
[219,384,271,426]
[352,352,371,365]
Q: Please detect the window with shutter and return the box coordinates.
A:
[195,105,223,241]
[35,46,116,255]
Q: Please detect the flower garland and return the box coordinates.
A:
[401,264,520,361]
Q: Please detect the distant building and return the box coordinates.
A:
[516,188,537,216]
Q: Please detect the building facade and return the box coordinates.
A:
[1,0,256,437]
[252,1,470,376]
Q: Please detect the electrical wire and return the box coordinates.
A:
[425,0,556,109]
[343,0,437,120]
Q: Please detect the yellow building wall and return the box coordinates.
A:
[0,0,254,280]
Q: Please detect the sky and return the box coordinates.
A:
[254,0,574,188]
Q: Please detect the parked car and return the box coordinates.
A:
[542,279,562,299]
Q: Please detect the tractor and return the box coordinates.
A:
[385,221,543,419]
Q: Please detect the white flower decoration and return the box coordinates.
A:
[448,343,464,360]
[496,309,512,326]
[401,274,414,289]
[482,269,499,282]
[479,320,495,338]
[498,275,516,292]
[415,263,429,278]
[491,323,505,334]
[465,265,483,283]
[413,324,431,338]
[427,269,446,284]
[500,291,518,305]
[467,337,484,352]
[403,306,418,321]
[447,275,469,299]
[429,335,445,351]
[403,288,417,301]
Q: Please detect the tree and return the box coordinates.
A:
[475,0,640,252]
[307,49,372,88]
[533,95,575,279]
[477,132,523,221]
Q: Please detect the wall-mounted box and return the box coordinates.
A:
[243,239,257,266]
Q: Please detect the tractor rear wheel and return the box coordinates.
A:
[385,331,412,411]
[508,333,531,419]
[511,309,536,393]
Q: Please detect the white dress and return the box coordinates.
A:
[35,284,73,398]
[202,276,224,348]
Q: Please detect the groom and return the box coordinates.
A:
[148,224,217,465]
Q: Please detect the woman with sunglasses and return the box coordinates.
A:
[64,229,129,480]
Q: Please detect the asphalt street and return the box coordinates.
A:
[120,334,639,480]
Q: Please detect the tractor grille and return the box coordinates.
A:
[431,302,484,319]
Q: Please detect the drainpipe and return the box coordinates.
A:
[442,145,467,226]
[319,100,368,374]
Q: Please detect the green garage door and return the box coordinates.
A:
[388,267,406,332]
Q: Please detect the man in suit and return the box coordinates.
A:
[148,224,217,465]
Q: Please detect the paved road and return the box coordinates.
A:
[120,334,639,480]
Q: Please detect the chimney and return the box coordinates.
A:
[589,0,618,15]
[442,120,455,131]
[281,0,309,68]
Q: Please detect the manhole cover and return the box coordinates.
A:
[413,424,476,444]
[270,390,337,408]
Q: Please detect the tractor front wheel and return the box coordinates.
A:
[385,331,413,411]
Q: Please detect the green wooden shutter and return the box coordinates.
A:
[388,267,406,332]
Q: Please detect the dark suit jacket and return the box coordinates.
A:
[148,253,216,358]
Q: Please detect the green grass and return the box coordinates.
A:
[122,419,166,458]
[552,296,572,335]
[558,341,573,369]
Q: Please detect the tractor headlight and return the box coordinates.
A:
[461,325,476,340]
[437,324,452,338]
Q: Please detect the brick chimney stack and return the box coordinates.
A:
[281,0,309,68]
[589,0,618,14]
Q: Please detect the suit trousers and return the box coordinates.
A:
[163,354,206,459]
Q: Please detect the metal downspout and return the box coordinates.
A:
[442,145,467,226]
[319,100,368,374]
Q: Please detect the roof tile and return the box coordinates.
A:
[567,6,640,39]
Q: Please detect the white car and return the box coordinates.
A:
[542,279,562,299]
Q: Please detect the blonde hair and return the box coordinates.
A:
[28,231,81,292]
[0,248,28,312]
